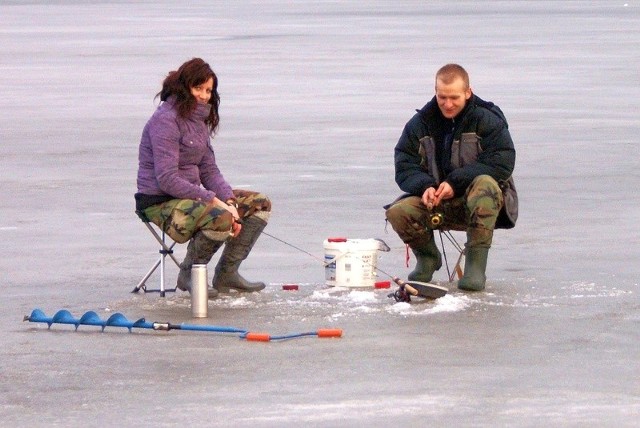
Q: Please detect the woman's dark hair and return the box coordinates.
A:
[157,58,220,134]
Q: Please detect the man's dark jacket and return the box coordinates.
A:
[392,94,518,229]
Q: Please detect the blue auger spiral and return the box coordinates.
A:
[25,308,154,332]
[23,309,343,342]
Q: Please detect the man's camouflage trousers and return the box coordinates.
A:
[385,175,503,248]
[143,189,271,244]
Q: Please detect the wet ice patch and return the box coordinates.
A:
[214,285,472,318]
[352,305,377,313]
[424,294,472,313]
[387,294,471,316]
[562,281,632,298]
[308,288,384,317]
[118,283,472,322]
[388,301,412,314]
[346,290,377,303]
[215,296,255,308]
[311,289,339,300]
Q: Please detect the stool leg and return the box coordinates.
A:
[132,258,161,293]
[133,222,179,296]
[160,232,166,297]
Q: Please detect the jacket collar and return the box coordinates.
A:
[418,93,477,123]
[164,95,211,120]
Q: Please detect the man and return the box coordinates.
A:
[385,64,518,291]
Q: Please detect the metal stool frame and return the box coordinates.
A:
[132,211,180,297]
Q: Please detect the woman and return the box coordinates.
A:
[135,58,271,299]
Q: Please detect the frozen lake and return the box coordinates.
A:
[1,1,639,426]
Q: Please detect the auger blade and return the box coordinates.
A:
[78,311,104,327]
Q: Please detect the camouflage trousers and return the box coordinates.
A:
[385,175,503,248]
[143,189,271,244]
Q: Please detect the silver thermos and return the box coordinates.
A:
[191,264,208,318]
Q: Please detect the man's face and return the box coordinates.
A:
[435,77,472,119]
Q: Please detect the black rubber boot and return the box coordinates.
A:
[457,246,489,291]
[212,215,268,293]
[177,231,225,299]
[407,232,442,283]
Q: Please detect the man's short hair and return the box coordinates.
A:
[435,64,470,89]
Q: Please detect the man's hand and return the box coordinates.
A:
[422,182,454,208]
[422,187,437,209]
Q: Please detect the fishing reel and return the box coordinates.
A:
[428,212,443,228]
[388,286,411,303]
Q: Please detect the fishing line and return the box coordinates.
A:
[262,231,398,279]
[261,231,326,264]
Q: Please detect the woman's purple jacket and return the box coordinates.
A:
[136,97,233,203]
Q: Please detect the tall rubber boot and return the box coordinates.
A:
[457,246,489,291]
[212,213,269,293]
[177,231,225,299]
[407,232,442,283]
[458,223,493,291]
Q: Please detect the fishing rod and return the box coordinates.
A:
[261,232,447,301]
[23,309,343,342]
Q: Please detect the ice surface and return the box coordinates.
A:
[1,1,639,427]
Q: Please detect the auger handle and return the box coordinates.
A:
[244,330,343,341]
[245,332,271,342]
[317,329,343,338]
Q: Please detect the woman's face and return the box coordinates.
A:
[190,77,214,104]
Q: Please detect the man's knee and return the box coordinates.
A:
[466,175,503,230]
[385,197,421,225]
[385,197,431,243]
[385,202,404,226]
[469,175,501,194]
[466,176,503,209]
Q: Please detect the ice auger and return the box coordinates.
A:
[23,309,343,342]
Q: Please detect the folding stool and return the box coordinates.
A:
[131,210,180,297]
[437,229,465,282]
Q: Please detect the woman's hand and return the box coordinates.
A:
[213,197,242,237]
[230,219,242,238]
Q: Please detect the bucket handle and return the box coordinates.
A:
[324,240,386,267]
[323,251,350,267]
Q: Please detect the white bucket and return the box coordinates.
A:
[324,238,380,288]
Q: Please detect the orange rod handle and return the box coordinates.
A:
[317,329,343,338]
[403,284,419,296]
[245,332,271,342]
